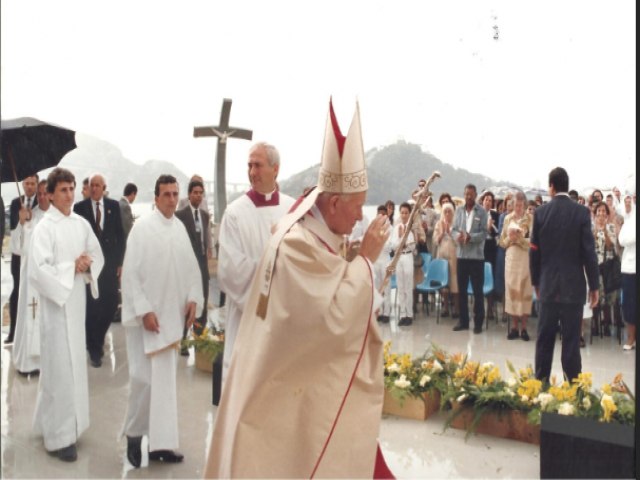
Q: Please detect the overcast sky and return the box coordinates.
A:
[1,0,636,195]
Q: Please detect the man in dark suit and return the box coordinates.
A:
[175,179,210,355]
[73,173,125,367]
[6,174,38,344]
[530,167,599,383]
[119,183,137,242]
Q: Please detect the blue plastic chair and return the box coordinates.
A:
[467,262,495,327]
[416,258,449,323]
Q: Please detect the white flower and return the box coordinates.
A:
[457,394,468,403]
[521,394,529,403]
[419,375,431,387]
[582,397,592,409]
[421,361,429,369]
[558,402,575,416]
[537,393,555,409]
[482,361,494,369]
[504,388,515,397]
[394,374,411,389]
[506,377,517,388]
[432,360,444,373]
[387,363,400,373]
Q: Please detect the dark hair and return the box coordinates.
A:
[47,167,76,194]
[399,201,412,212]
[481,190,495,206]
[464,183,477,194]
[593,201,609,216]
[438,192,453,207]
[590,189,604,205]
[82,177,89,186]
[377,204,388,215]
[154,174,177,197]
[188,180,205,194]
[548,167,569,193]
[568,189,579,200]
[123,183,138,196]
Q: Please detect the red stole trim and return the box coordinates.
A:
[246,189,280,207]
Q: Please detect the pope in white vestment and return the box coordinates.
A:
[121,204,204,453]
[218,187,294,383]
[205,101,395,478]
[28,205,104,452]
[12,203,47,374]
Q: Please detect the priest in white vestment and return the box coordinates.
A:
[205,101,395,478]
[28,168,104,462]
[121,174,204,468]
[218,141,294,384]
[13,180,51,374]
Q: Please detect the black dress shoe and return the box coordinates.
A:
[48,443,77,462]
[378,315,390,324]
[4,336,13,345]
[452,323,469,331]
[17,369,40,376]
[507,328,519,340]
[127,435,142,468]
[89,355,102,368]
[520,329,530,341]
[398,317,413,326]
[180,347,189,356]
[149,449,184,463]
[473,326,483,334]
[441,311,450,318]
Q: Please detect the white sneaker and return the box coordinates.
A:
[622,343,635,351]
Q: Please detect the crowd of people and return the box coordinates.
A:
[355,176,636,353]
[1,101,636,476]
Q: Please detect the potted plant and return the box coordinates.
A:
[181,327,224,373]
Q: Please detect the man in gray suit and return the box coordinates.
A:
[175,180,211,355]
[119,183,138,241]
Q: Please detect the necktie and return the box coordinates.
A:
[26,197,31,209]
[96,202,102,235]
[194,209,204,253]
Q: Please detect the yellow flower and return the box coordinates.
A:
[518,378,542,401]
[601,383,612,396]
[574,372,592,392]
[600,394,617,422]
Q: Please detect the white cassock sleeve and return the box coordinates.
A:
[217,208,258,309]
[29,219,103,307]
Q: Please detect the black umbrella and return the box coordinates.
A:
[1,117,77,199]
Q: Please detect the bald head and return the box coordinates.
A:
[89,173,107,202]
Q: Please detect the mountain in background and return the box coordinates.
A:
[56,134,189,203]
[279,140,519,204]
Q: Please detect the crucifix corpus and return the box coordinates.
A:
[194,98,253,223]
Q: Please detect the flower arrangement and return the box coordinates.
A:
[383,342,635,428]
[181,326,224,360]
[383,342,455,404]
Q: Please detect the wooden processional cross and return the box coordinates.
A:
[194,98,253,223]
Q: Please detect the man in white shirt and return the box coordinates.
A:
[29,168,104,462]
[13,180,50,375]
[6,174,38,345]
[121,174,204,468]
[217,142,295,384]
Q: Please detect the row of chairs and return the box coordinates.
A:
[391,253,495,326]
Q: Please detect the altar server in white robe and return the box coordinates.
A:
[121,174,204,468]
[373,204,394,323]
[13,180,51,375]
[217,142,294,384]
[29,168,104,462]
[390,201,417,326]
